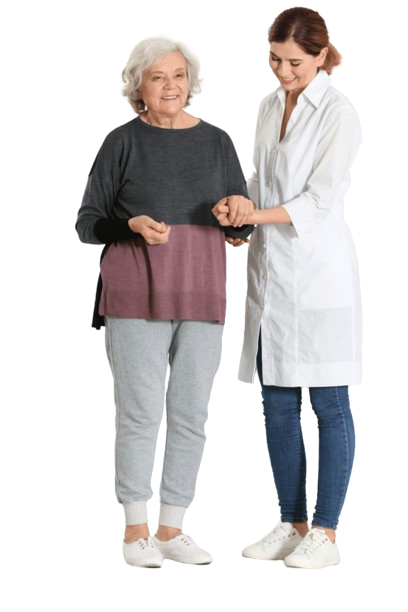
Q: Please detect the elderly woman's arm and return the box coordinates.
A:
[89,218,135,243]
[217,133,254,240]
[83,215,170,245]
[76,132,170,246]
[76,132,127,244]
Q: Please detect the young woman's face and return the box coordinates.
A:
[269,39,327,94]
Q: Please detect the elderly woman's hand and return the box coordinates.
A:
[225,236,250,247]
[128,215,171,245]
[212,198,231,226]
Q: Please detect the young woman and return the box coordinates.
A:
[213,7,362,569]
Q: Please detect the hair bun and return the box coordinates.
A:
[322,41,344,76]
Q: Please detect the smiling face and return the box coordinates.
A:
[269,39,327,95]
[139,51,189,118]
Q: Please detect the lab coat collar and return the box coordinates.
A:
[302,70,331,107]
[276,70,331,108]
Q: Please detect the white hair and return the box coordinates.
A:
[122,37,202,113]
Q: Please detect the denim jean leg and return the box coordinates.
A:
[257,341,308,524]
[310,386,355,530]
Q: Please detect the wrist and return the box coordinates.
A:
[248,208,260,225]
[128,217,141,233]
[248,206,291,226]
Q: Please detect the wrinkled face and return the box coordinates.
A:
[269,39,327,94]
[139,51,189,116]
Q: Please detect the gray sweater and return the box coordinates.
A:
[75,116,253,328]
[76,116,252,244]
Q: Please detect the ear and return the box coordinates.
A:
[136,88,143,100]
[317,47,329,67]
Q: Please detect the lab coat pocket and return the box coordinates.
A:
[296,233,354,310]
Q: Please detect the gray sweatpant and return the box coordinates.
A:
[105,317,223,529]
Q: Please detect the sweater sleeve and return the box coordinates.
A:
[75,132,136,244]
[222,133,254,240]
[93,218,135,243]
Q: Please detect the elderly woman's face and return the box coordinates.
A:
[139,52,189,116]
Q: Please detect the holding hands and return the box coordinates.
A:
[127,196,255,247]
[212,195,255,227]
[212,195,255,246]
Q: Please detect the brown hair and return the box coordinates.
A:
[268,7,341,74]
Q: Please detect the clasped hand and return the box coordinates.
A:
[212,195,254,246]
[128,195,254,247]
[128,215,171,245]
[212,195,254,228]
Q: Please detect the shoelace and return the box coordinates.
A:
[179,536,192,546]
[136,537,154,550]
[263,524,296,544]
[297,529,329,554]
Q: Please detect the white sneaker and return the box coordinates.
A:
[242,522,303,560]
[284,528,340,569]
[123,537,164,568]
[152,534,212,565]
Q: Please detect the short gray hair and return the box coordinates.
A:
[122,37,202,113]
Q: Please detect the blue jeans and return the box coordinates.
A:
[257,338,355,530]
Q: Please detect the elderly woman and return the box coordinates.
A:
[213,7,362,569]
[76,37,253,568]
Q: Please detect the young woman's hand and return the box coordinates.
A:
[212,196,255,227]
[224,195,255,227]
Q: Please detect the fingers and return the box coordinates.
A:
[212,205,229,217]
[216,197,228,207]
[212,200,228,218]
[227,196,254,227]
[145,223,171,245]
[149,220,168,233]
[225,236,250,247]
[212,202,232,227]
[213,196,255,227]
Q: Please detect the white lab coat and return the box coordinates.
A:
[238,71,362,387]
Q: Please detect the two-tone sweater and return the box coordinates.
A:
[76,116,252,327]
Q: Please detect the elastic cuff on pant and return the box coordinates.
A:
[123,501,148,526]
[159,504,187,529]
